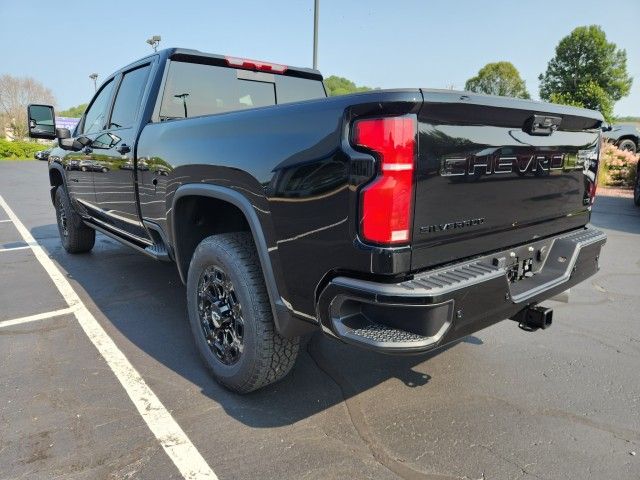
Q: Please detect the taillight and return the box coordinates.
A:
[588,180,598,205]
[353,115,417,245]
[225,56,288,74]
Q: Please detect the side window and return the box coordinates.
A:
[109,65,151,129]
[82,80,115,135]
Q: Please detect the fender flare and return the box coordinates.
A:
[170,183,316,338]
[48,163,68,204]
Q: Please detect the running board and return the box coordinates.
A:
[144,243,170,261]
[84,220,171,262]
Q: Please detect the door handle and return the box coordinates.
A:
[116,144,131,155]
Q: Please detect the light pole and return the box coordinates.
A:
[174,93,189,118]
[146,35,161,52]
[89,73,98,92]
[312,0,319,69]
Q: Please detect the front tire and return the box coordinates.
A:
[187,232,299,393]
[618,139,637,153]
[54,186,95,253]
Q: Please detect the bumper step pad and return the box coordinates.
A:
[351,323,427,343]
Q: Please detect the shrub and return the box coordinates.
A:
[0,139,50,159]
[598,140,639,187]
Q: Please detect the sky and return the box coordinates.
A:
[1,0,638,116]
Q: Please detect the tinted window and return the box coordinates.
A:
[160,62,275,119]
[82,80,114,134]
[159,61,325,120]
[110,65,151,129]
[275,75,325,104]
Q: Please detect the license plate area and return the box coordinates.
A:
[506,257,535,283]
[491,241,550,285]
[505,228,606,302]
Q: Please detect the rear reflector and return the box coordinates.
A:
[225,56,288,74]
[353,115,417,245]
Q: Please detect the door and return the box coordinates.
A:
[91,64,152,240]
[63,78,116,214]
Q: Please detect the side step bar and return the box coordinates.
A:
[84,219,171,262]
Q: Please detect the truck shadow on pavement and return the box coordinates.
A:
[31,223,483,429]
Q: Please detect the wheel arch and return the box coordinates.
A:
[48,164,66,204]
[170,184,316,338]
[617,135,639,148]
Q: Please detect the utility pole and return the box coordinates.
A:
[146,35,161,52]
[313,0,319,69]
[89,73,98,92]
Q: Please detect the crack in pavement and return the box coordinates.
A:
[306,337,458,480]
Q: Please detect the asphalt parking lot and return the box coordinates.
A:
[1,160,639,480]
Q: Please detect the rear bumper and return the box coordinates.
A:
[316,226,606,353]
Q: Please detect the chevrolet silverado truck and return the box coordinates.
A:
[27,48,606,393]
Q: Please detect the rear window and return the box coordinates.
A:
[159,61,325,120]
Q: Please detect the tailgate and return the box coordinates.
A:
[411,90,602,271]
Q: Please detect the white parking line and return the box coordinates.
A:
[0,195,218,480]
[0,307,76,329]
[0,245,30,253]
[0,219,11,223]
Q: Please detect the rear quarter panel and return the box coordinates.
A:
[136,91,421,317]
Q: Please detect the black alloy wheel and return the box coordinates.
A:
[197,265,244,365]
[57,195,69,237]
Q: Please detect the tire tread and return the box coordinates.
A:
[190,232,299,393]
[55,186,95,254]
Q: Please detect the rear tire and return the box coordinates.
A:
[187,232,299,393]
[618,139,637,153]
[54,186,95,253]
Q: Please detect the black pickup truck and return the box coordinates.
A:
[28,48,606,393]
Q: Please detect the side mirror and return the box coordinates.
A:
[57,128,92,152]
[28,104,57,140]
[76,136,92,147]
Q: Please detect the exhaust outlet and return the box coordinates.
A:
[511,305,553,331]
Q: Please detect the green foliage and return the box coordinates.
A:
[549,80,614,119]
[615,116,640,126]
[0,139,49,159]
[539,25,632,122]
[324,76,372,96]
[58,103,87,118]
[464,62,530,99]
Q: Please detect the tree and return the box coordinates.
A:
[324,76,372,96]
[0,74,56,139]
[539,25,632,121]
[464,62,530,99]
[58,104,87,118]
